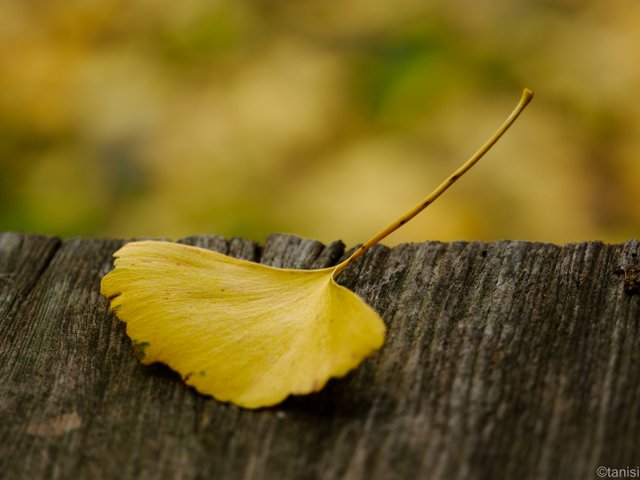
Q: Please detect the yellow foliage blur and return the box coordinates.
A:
[1,0,639,246]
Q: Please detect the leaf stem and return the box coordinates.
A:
[333,88,534,276]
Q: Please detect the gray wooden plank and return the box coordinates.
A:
[0,232,60,320]
[0,233,638,480]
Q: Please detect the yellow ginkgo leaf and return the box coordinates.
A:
[101,89,533,409]
[101,241,385,408]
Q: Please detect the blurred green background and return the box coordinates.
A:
[1,0,639,246]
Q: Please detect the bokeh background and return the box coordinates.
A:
[1,0,639,246]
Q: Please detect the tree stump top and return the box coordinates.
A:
[1,232,639,480]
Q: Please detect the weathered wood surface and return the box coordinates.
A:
[1,231,639,480]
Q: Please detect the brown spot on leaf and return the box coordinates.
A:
[132,339,150,360]
[107,293,121,302]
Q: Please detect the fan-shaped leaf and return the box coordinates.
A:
[101,241,384,408]
[101,89,533,408]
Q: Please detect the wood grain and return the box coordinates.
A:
[1,232,638,480]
